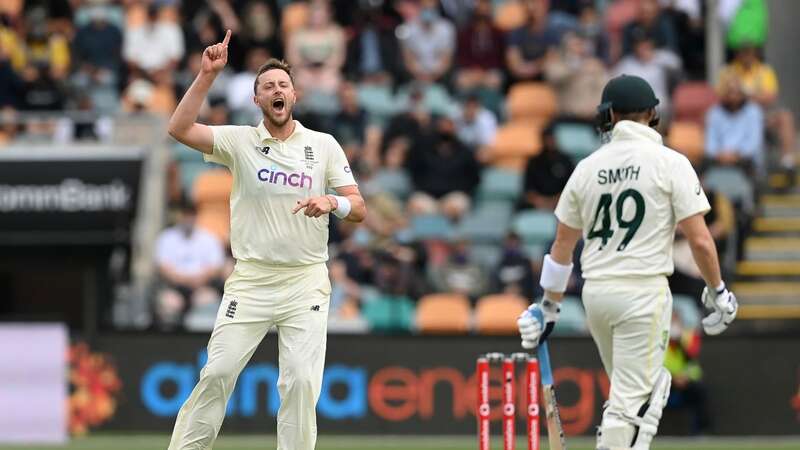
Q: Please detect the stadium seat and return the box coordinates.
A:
[513,209,558,246]
[703,167,755,213]
[667,121,705,164]
[357,83,397,126]
[476,167,523,202]
[192,169,233,206]
[371,169,412,200]
[416,293,472,334]
[469,244,503,271]
[456,208,510,244]
[409,214,454,241]
[672,295,701,330]
[361,293,416,333]
[672,82,717,126]
[484,122,542,165]
[494,0,527,31]
[281,2,309,38]
[197,205,230,243]
[506,82,558,125]
[475,294,528,335]
[554,121,600,162]
[551,296,588,336]
[179,161,212,195]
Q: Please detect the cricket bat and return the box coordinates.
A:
[530,308,567,450]
[538,341,566,450]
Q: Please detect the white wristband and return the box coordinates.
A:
[540,254,573,293]
[330,195,351,219]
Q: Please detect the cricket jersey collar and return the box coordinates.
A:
[610,120,663,145]
[256,120,306,142]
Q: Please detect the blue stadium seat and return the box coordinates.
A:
[371,169,412,200]
[469,244,503,271]
[551,296,588,336]
[357,84,398,126]
[673,294,702,330]
[477,168,523,202]
[409,214,454,241]
[554,122,600,162]
[457,210,509,244]
[512,209,558,246]
[702,167,755,213]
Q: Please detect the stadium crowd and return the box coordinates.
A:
[0,0,793,335]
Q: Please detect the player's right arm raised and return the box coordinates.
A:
[167,29,231,154]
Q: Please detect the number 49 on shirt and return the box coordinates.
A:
[587,189,645,251]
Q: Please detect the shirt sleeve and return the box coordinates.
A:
[554,167,583,230]
[670,155,711,222]
[759,65,779,96]
[704,108,722,157]
[325,135,357,188]
[205,125,239,167]
[740,103,764,159]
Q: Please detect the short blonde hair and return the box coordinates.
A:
[253,58,293,94]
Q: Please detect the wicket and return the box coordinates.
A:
[476,352,540,450]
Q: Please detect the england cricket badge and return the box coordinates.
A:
[304,145,316,169]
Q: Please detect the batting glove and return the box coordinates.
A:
[517,298,560,349]
[701,283,738,335]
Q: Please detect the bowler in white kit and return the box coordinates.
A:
[518,75,738,450]
[165,30,366,450]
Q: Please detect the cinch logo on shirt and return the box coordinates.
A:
[257,168,313,189]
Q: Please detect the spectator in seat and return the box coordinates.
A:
[226,47,270,123]
[705,76,764,174]
[345,5,403,82]
[506,0,562,82]
[21,63,65,111]
[72,5,123,113]
[334,81,369,161]
[453,94,497,149]
[24,16,70,80]
[545,30,608,120]
[397,0,456,83]
[286,0,346,96]
[123,3,184,79]
[612,30,681,117]
[719,44,797,172]
[521,123,575,211]
[621,0,678,56]
[492,232,536,299]
[407,116,481,201]
[0,43,22,108]
[430,237,489,300]
[664,311,711,435]
[454,0,505,93]
[154,202,225,330]
[576,0,609,63]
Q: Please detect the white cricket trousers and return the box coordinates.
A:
[582,276,672,427]
[168,261,331,450]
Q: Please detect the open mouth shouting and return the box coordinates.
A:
[271,97,286,114]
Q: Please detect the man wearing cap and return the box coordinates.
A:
[517,75,738,449]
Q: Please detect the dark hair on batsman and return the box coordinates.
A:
[253,58,293,94]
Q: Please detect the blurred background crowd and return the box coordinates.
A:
[0,0,796,341]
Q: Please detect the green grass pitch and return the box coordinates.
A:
[2,435,799,450]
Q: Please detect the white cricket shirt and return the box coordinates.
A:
[206,120,356,266]
[555,120,710,280]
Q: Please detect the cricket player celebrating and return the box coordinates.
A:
[517,75,738,450]
[166,30,366,450]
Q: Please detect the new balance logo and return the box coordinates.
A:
[310,305,320,312]
[225,299,238,319]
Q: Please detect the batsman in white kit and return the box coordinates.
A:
[517,75,738,450]
[165,30,366,450]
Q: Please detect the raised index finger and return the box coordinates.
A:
[222,29,231,46]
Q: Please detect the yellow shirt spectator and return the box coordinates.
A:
[718,60,778,99]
